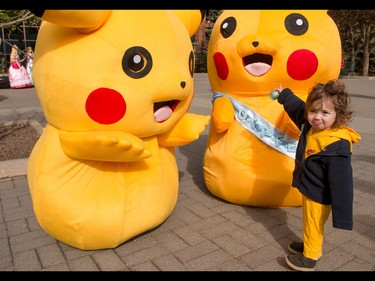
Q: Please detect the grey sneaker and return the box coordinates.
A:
[288,241,304,255]
[285,254,317,271]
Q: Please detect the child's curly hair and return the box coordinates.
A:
[305,79,354,129]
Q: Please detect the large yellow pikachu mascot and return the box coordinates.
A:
[27,10,210,250]
[203,10,342,207]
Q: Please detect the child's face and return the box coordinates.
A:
[307,97,336,133]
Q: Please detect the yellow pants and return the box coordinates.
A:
[302,195,331,260]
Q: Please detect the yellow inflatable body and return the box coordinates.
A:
[203,10,342,207]
[27,10,210,250]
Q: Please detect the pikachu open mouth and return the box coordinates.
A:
[243,53,273,77]
[154,100,180,122]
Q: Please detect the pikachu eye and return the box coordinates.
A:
[122,46,152,79]
[189,51,194,78]
[284,13,309,36]
[220,16,237,38]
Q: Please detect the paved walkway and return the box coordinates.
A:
[0,74,374,271]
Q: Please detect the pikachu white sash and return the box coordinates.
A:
[212,92,297,159]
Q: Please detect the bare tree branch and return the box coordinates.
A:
[0,10,35,28]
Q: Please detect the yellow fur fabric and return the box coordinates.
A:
[204,10,341,207]
[27,10,209,250]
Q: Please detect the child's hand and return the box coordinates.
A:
[269,84,282,100]
[276,83,283,93]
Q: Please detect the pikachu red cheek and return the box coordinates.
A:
[213,52,229,80]
[85,87,126,125]
[287,49,318,80]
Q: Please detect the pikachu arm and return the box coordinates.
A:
[212,96,235,133]
[157,113,210,147]
[59,130,151,162]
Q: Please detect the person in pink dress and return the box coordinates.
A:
[8,44,33,89]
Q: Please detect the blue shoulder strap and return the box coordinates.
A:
[213,92,297,159]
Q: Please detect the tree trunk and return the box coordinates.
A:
[362,23,372,77]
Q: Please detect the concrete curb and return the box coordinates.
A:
[0,158,28,179]
[0,119,43,179]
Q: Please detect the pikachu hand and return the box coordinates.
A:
[59,130,151,162]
